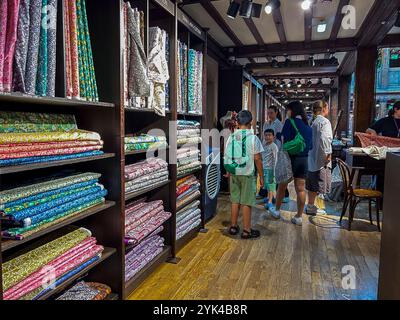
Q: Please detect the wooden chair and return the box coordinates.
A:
[336,158,382,231]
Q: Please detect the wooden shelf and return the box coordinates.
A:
[176,193,202,212]
[105,293,119,300]
[37,247,116,300]
[125,107,156,113]
[124,246,171,298]
[125,180,170,202]
[0,153,116,175]
[177,168,202,180]
[177,112,203,117]
[176,227,200,253]
[1,201,116,253]
[0,92,114,108]
[125,146,169,156]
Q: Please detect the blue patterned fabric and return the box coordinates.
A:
[0,151,104,166]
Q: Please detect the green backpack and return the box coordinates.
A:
[224,131,249,175]
[283,119,306,156]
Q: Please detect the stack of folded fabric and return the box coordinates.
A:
[188,48,203,115]
[124,200,171,246]
[0,172,107,240]
[64,0,99,101]
[176,175,201,210]
[125,158,169,194]
[177,120,201,176]
[125,134,167,153]
[176,200,201,240]
[125,233,165,282]
[2,228,104,300]
[0,112,104,167]
[56,281,111,300]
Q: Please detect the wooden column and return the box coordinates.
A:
[329,88,339,129]
[353,47,378,133]
[338,75,352,136]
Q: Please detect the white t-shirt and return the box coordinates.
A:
[224,129,264,176]
[308,115,333,172]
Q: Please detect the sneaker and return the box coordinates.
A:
[282,197,290,203]
[264,203,274,211]
[263,197,270,204]
[269,207,281,219]
[306,204,326,216]
[291,216,302,226]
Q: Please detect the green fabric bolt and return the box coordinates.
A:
[35,0,48,96]
[2,228,91,291]
[75,0,87,100]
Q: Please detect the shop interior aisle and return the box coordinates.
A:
[129,195,381,300]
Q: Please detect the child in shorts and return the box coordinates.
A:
[261,129,278,211]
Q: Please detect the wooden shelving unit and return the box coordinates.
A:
[0,0,208,301]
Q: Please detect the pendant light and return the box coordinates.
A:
[265,0,281,15]
[227,0,240,19]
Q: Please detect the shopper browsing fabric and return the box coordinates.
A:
[260,129,278,211]
[224,110,264,239]
[305,100,333,216]
[269,101,312,226]
[366,101,400,138]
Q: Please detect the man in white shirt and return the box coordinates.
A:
[306,101,333,216]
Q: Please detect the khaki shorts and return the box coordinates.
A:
[306,167,332,194]
[230,175,256,207]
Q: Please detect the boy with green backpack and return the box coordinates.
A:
[224,110,264,239]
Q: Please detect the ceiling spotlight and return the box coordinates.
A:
[330,78,335,86]
[227,0,240,19]
[280,80,285,88]
[251,3,263,18]
[306,93,310,97]
[265,0,281,15]
[307,80,313,87]
[284,100,289,104]
[271,57,279,68]
[301,0,313,11]
[297,80,302,88]
[317,78,323,85]
[284,55,291,67]
[317,20,327,33]
[288,80,294,88]
[239,0,253,18]
[395,10,400,27]
[300,100,303,103]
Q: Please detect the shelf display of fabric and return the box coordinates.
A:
[165,33,170,111]
[0,0,56,96]
[2,227,107,300]
[0,111,104,167]
[125,199,171,246]
[176,174,201,209]
[148,27,169,117]
[124,134,167,152]
[64,0,98,101]
[176,201,201,240]
[188,48,203,115]
[125,158,169,194]
[56,281,111,300]
[0,172,107,240]
[125,233,165,281]
[123,2,149,110]
[177,41,188,113]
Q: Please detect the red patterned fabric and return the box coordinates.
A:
[0,145,102,159]
[355,132,400,148]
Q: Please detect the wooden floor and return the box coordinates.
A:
[129,195,381,300]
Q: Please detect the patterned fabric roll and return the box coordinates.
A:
[12,0,30,93]
[177,218,201,240]
[125,206,163,234]
[177,200,200,216]
[46,0,57,97]
[3,0,21,92]
[66,0,79,98]
[35,0,47,96]
[177,209,201,229]
[2,227,91,291]
[25,0,42,94]
[0,140,102,154]
[0,0,8,91]
[56,281,99,301]
[63,0,72,97]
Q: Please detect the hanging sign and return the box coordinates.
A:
[153,0,175,16]
[177,9,205,41]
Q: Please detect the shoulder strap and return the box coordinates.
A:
[289,118,300,134]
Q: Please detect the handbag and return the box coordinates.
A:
[283,118,306,156]
[275,148,293,184]
[224,131,249,175]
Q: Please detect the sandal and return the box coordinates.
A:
[228,225,240,235]
[241,229,261,239]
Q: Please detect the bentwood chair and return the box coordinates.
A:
[337,158,382,231]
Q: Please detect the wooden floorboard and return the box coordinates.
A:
[129,194,381,300]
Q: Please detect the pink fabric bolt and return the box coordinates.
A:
[0,0,8,91]
[2,0,20,92]
[67,0,79,98]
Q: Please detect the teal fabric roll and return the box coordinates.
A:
[35,0,48,96]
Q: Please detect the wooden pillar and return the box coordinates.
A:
[338,75,352,136]
[354,47,378,133]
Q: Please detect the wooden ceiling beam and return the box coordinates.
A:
[304,7,313,43]
[357,0,400,47]
[329,0,351,42]
[379,33,400,48]
[227,38,357,58]
[244,18,265,46]
[338,51,356,76]
[255,72,338,80]
[272,7,287,44]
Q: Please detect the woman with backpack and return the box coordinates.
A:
[269,101,313,226]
